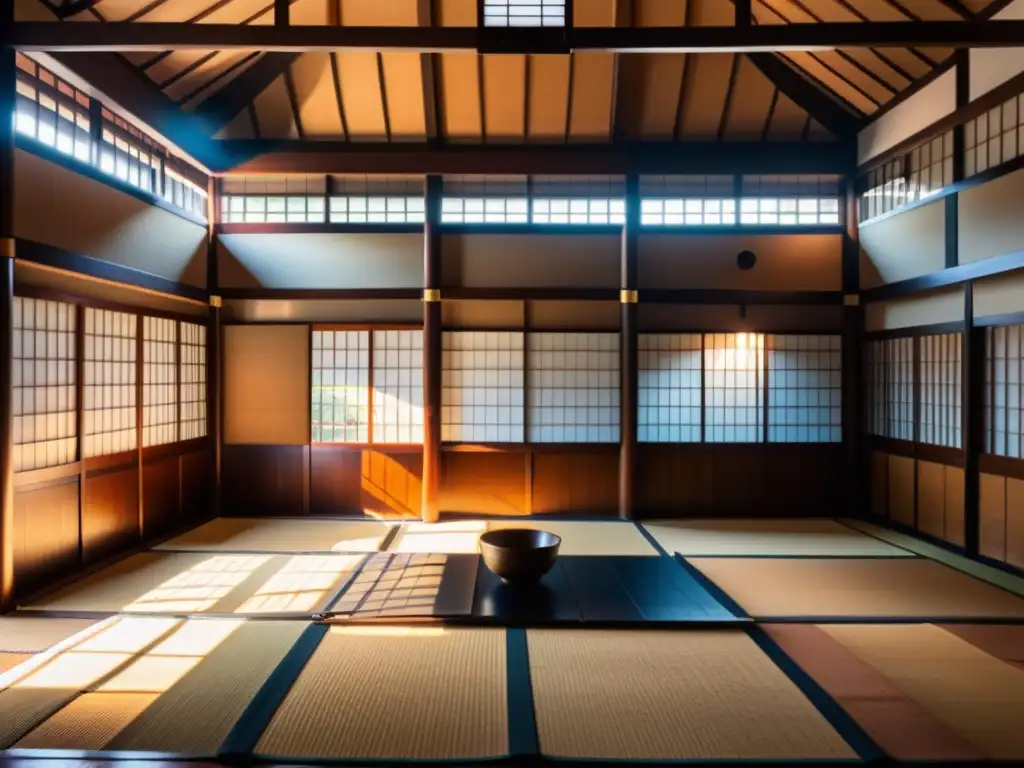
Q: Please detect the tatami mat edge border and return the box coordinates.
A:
[672,556,749,619]
[507,628,539,758]
[219,623,328,759]
[746,626,885,763]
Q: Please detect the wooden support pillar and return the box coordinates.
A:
[619,173,639,521]
[422,175,443,524]
[0,41,16,611]
[841,176,864,518]
[206,179,223,520]
[963,283,984,556]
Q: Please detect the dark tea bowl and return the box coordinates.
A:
[479,528,561,586]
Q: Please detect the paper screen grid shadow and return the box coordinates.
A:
[326,553,479,619]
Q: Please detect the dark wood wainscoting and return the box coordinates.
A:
[12,471,81,600]
[440,451,530,516]
[143,453,180,541]
[637,443,845,517]
[142,440,214,540]
[531,449,619,514]
[311,445,423,518]
[83,453,140,565]
[223,444,306,516]
[181,446,214,522]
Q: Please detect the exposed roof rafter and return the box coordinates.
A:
[747,53,862,138]
[192,53,300,132]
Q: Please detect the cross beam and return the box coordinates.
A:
[8,20,1024,53]
[208,140,854,175]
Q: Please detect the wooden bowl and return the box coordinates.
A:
[479,529,561,586]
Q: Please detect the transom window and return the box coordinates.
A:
[482,0,566,27]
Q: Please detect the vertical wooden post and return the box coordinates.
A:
[206,179,222,520]
[841,176,864,518]
[963,283,983,556]
[136,310,145,542]
[421,175,443,523]
[1,39,17,611]
[619,173,639,520]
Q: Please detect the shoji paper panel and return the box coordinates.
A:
[84,308,137,457]
[373,330,423,444]
[919,332,962,448]
[865,337,914,441]
[179,321,207,441]
[143,316,176,448]
[638,334,701,443]
[528,332,619,443]
[703,333,763,443]
[12,297,77,471]
[311,330,370,443]
[986,324,1023,458]
[767,335,842,443]
[442,331,525,442]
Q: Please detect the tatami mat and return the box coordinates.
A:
[0,617,180,748]
[763,624,985,761]
[0,617,103,653]
[24,552,365,615]
[824,624,1024,760]
[844,519,1024,597]
[157,517,392,554]
[643,518,913,557]
[687,557,1024,619]
[256,626,507,760]
[527,629,856,760]
[0,654,30,675]
[390,520,658,556]
[16,619,306,755]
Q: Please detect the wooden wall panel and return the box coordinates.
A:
[958,166,1024,264]
[636,444,843,516]
[310,446,423,518]
[870,451,889,518]
[639,234,842,291]
[944,465,966,547]
[865,288,964,332]
[439,452,529,516]
[223,444,306,516]
[218,234,424,289]
[224,325,310,445]
[83,463,140,565]
[532,451,619,514]
[142,455,180,542]
[12,478,81,600]
[181,448,213,523]
[442,234,620,288]
[888,454,916,527]
[860,200,946,288]
[13,150,208,287]
[980,472,1008,561]
[1008,477,1024,569]
[916,460,946,540]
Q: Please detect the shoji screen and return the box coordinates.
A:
[919,332,962,448]
[865,337,914,440]
[767,335,842,443]
[442,331,525,442]
[703,333,763,443]
[986,324,1023,458]
[373,330,423,443]
[143,316,176,447]
[311,329,370,443]
[12,297,77,471]
[638,334,701,442]
[84,308,137,457]
[528,333,619,443]
[179,321,207,440]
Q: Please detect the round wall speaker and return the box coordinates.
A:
[737,250,757,270]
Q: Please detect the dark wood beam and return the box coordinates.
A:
[735,0,752,26]
[192,53,300,134]
[39,0,103,19]
[935,0,974,19]
[206,179,223,521]
[841,177,863,519]
[214,140,855,175]
[619,173,639,521]
[12,20,1024,53]
[964,283,984,557]
[747,53,861,138]
[422,175,443,524]
[275,0,289,26]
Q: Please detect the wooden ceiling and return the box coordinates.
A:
[21,0,1008,145]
